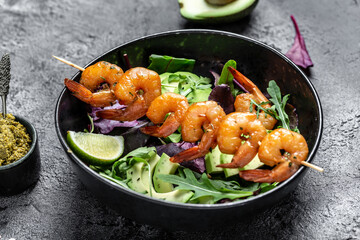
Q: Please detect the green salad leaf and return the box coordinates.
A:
[158,168,254,203]
[266,80,291,130]
[148,54,195,74]
[165,132,182,143]
[217,60,240,97]
[259,182,279,193]
[249,80,295,131]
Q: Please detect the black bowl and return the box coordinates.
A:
[0,115,41,195]
[55,29,322,230]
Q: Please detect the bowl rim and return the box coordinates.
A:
[0,114,38,171]
[55,29,323,210]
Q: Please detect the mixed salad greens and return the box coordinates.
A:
[69,54,299,204]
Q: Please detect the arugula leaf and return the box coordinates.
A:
[148,54,195,74]
[267,80,291,130]
[158,168,254,203]
[249,99,276,120]
[249,80,293,131]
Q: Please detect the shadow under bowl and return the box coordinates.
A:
[55,29,322,230]
[0,115,41,195]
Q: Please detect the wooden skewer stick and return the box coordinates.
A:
[301,161,324,172]
[52,55,85,72]
[258,141,323,172]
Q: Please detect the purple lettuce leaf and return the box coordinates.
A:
[155,142,206,173]
[286,15,314,69]
[208,84,235,114]
[89,102,143,134]
[209,70,220,86]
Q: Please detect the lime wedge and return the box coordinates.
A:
[67,131,124,166]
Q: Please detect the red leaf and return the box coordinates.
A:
[286,15,314,69]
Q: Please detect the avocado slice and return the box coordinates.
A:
[153,153,179,193]
[178,0,258,23]
[127,150,157,194]
[142,153,194,203]
[220,153,239,178]
[205,146,224,174]
[127,152,193,203]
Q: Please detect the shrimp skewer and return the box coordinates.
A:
[216,112,267,168]
[230,67,323,173]
[229,67,277,130]
[53,56,161,121]
[140,93,189,138]
[239,128,309,182]
[55,56,114,107]
[60,59,124,107]
[170,101,226,163]
[96,67,161,121]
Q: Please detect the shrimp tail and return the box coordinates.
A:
[64,78,92,102]
[170,146,203,163]
[216,161,242,169]
[140,114,180,138]
[217,142,258,169]
[228,67,268,103]
[238,169,273,182]
[239,161,300,183]
[96,97,147,121]
[228,66,257,91]
[140,125,174,138]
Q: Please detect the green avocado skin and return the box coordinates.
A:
[179,0,258,24]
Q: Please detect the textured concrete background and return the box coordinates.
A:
[0,0,359,239]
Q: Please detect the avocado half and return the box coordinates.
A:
[178,0,258,23]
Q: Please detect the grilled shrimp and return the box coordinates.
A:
[229,67,277,130]
[64,61,124,107]
[238,128,309,183]
[216,112,267,168]
[97,67,161,121]
[64,78,117,107]
[170,101,226,163]
[140,93,189,138]
[80,61,124,92]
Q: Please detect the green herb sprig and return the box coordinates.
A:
[249,80,294,131]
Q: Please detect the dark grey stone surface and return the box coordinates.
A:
[0,0,359,239]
